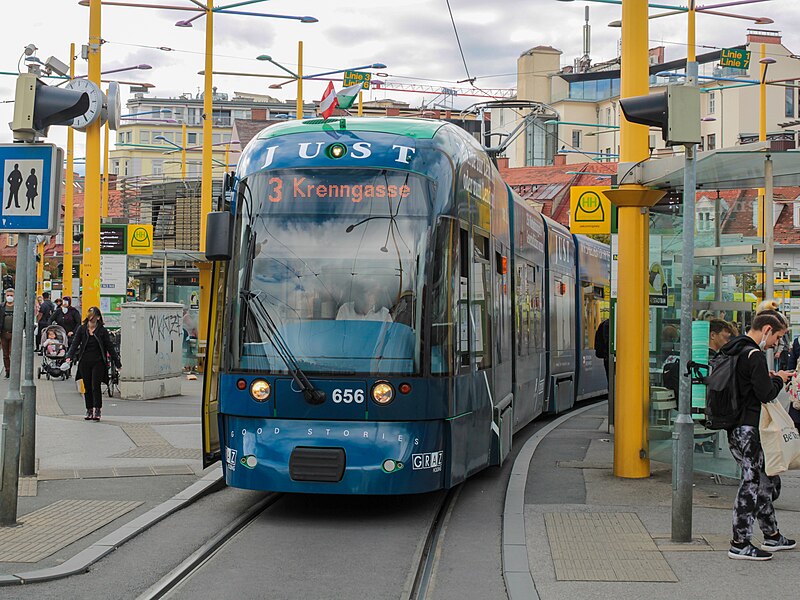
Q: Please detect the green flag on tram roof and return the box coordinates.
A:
[336,83,362,110]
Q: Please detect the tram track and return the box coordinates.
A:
[136,492,283,600]
[405,484,462,600]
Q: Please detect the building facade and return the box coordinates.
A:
[496,30,799,167]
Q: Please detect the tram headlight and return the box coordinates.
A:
[326,142,347,159]
[249,379,271,402]
[371,382,394,405]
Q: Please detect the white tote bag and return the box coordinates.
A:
[760,400,800,476]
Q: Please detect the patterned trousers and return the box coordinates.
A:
[728,425,781,543]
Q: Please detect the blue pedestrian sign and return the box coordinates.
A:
[0,143,63,234]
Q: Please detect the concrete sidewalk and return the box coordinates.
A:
[0,367,220,584]
[510,403,800,600]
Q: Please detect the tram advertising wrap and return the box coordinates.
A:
[202,118,610,495]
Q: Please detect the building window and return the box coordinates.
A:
[605,148,612,162]
[699,136,705,152]
[707,134,716,151]
[605,107,611,125]
[173,107,185,122]
[187,132,198,145]
[708,92,716,115]
[212,133,222,145]
[123,160,129,176]
[572,129,581,149]
[112,160,119,175]
[188,108,201,125]
[152,159,163,175]
[140,130,150,144]
[232,109,251,120]
[786,82,795,118]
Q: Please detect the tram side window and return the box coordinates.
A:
[472,233,492,370]
[430,218,457,375]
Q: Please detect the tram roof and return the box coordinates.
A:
[255,117,447,141]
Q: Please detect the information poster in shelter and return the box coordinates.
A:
[691,320,710,415]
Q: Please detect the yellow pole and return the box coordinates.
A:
[181,122,187,180]
[102,120,109,219]
[687,4,696,63]
[36,242,44,296]
[296,40,303,120]
[64,43,75,300]
[82,0,102,317]
[358,90,363,116]
[197,0,214,365]
[611,0,653,479]
[758,43,766,289]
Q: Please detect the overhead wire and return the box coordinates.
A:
[444,0,473,85]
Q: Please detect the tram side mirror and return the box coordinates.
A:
[205,211,233,261]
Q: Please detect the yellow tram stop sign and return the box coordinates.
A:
[569,186,611,234]
[127,224,153,255]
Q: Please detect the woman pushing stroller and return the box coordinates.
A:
[65,307,121,421]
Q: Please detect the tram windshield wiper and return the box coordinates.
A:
[239,289,326,405]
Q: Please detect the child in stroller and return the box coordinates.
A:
[38,325,70,380]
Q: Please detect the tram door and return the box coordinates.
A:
[201,261,227,468]
[452,225,495,478]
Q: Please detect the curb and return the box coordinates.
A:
[502,402,606,600]
[0,466,224,586]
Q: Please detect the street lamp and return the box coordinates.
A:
[83,0,319,368]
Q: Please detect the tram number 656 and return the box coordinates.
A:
[332,388,365,404]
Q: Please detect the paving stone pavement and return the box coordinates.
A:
[544,512,677,582]
[0,500,141,562]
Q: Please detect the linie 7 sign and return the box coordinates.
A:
[719,48,751,70]
[0,144,63,234]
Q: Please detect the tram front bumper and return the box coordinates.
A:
[221,416,447,495]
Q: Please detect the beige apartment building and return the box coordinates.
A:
[496,29,799,167]
[109,90,310,179]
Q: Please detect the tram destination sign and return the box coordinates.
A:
[719,48,750,69]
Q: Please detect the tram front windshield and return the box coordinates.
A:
[232,168,435,376]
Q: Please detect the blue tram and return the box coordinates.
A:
[201,118,609,494]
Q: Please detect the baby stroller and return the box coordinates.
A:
[38,325,70,380]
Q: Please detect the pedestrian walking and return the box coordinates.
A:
[719,310,796,560]
[0,288,15,377]
[594,318,610,383]
[51,295,81,339]
[36,291,54,352]
[65,307,121,421]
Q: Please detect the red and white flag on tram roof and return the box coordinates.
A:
[319,81,338,120]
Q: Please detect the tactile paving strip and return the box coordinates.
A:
[544,512,678,582]
[0,499,141,562]
[111,446,200,459]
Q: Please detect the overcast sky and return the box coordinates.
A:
[2,0,797,158]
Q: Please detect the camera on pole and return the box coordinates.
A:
[11,73,90,141]
[619,84,701,146]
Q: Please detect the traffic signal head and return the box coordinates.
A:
[619,84,701,146]
[12,73,90,141]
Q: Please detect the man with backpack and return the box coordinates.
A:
[713,311,795,560]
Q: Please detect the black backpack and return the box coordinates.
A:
[704,347,758,430]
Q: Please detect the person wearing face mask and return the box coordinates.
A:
[719,310,796,560]
[65,307,121,421]
[0,288,15,377]
[50,295,81,339]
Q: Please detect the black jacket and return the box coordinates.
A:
[51,306,82,336]
[0,302,22,333]
[37,299,54,324]
[719,335,784,428]
[66,323,121,382]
